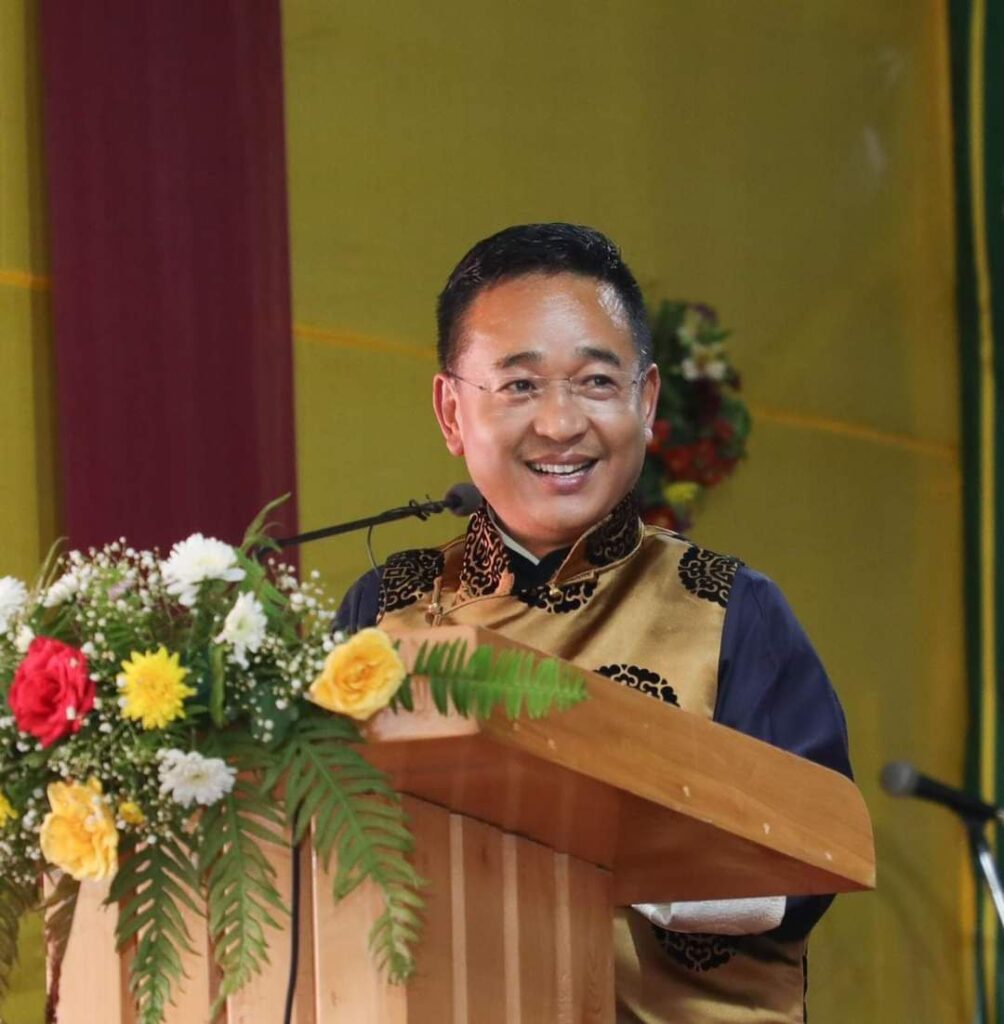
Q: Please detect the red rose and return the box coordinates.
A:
[662,444,696,479]
[713,418,735,443]
[9,637,96,747]
[642,506,680,531]
[647,420,672,453]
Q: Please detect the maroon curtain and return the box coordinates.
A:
[39,0,298,552]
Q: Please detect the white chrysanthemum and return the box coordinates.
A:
[160,534,245,607]
[157,749,236,808]
[0,577,28,636]
[42,570,79,608]
[681,343,728,383]
[215,592,268,667]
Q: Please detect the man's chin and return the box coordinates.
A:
[496,497,611,553]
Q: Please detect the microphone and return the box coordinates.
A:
[442,482,483,516]
[880,761,1004,824]
[274,483,482,549]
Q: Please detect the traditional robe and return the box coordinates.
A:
[336,493,852,1023]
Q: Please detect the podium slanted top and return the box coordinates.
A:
[366,624,875,904]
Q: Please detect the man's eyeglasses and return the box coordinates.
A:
[447,368,647,411]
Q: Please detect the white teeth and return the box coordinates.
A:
[529,462,592,476]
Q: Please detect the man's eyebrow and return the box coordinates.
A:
[493,345,624,370]
[575,345,623,368]
[494,350,544,370]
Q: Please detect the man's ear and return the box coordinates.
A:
[432,373,465,456]
[640,362,661,428]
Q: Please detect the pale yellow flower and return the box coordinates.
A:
[40,779,118,882]
[663,481,700,508]
[0,793,17,828]
[117,801,145,826]
[308,628,406,721]
[118,647,195,730]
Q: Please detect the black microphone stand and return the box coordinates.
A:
[274,495,460,549]
[966,817,1004,932]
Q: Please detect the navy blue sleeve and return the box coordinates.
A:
[714,566,852,941]
[333,568,383,634]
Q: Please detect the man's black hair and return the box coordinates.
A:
[436,222,652,370]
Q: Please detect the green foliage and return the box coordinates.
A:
[198,772,288,1014]
[413,640,587,719]
[109,836,202,1024]
[240,493,291,555]
[0,877,37,1002]
[267,713,423,982]
[41,873,77,984]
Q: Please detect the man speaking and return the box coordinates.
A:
[337,223,851,1023]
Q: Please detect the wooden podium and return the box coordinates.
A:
[51,626,874,1023]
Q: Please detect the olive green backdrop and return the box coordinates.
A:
[284,2,967,1022]
[0,2,53,1021]
[0,2,970,1021]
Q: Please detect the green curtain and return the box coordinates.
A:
[951,1,1004,1020]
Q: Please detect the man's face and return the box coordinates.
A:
[433,272,659,556]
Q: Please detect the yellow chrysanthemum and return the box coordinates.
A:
[118,801,145,826]
[118,647,195,730]
[0,793,17,828]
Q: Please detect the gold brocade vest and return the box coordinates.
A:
[377,495,808,1024]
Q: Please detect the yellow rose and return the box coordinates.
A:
[308,628,406,721]
[40,779,119,882]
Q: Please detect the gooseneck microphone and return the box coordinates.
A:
[274,482,482,549]
[880,760,1004,825]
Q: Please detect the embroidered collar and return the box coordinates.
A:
[457,491,643,599]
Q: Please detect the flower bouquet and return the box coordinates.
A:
[637,301,752,531]
[0,503,585,1023]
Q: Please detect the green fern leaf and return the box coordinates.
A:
[109,835,201,1024]
[413,641,587,720]
[198,773,289,1014]
[274,714,424,982]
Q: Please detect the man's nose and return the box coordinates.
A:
[530,383,589,442]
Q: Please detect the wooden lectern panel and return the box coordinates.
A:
[310,796,612,1024]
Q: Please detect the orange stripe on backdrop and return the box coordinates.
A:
[292,321,959,460]
[293,321,436,363]
[0,268,50,291]
[748,404,959,460]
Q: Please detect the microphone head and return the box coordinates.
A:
[443,482,483,516]
[880,760,919,797]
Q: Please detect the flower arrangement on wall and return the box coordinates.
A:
[0,505,584,1024]
[636,301,752,531]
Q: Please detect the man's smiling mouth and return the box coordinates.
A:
[525,459,598,476]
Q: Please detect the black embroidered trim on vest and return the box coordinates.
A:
[458,507,509,597]
[652,927,739,972]
[595,664,679,706]
[584,492,642,566]
[516,578,598,614]
[457,493,642,599]
[678,546,741,607]
[377,548,444,616]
